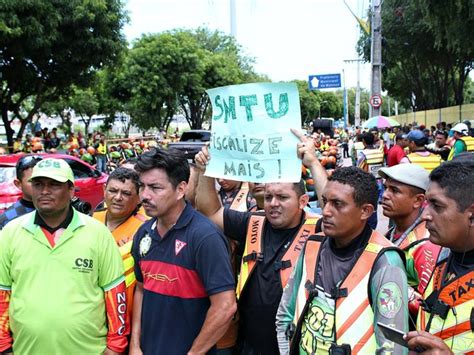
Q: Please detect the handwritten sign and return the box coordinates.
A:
[205,82,301,183]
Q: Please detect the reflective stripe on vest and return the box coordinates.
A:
[237,214,319,300]
[296,231,394,354]
[407,152,442,172]
[229,183,250,212]
[418,260,474,353]
[360,148,384,176]
[397,221,429,251]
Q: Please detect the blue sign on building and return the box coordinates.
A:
[308,74,341,90]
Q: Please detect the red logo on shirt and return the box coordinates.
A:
[175,239,187,255]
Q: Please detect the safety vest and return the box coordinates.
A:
[388,220,429,251]
[448,136,474,160]
[417,257,474,354]
[294,231,395,354]
[236,214,319,300]
[97,142,107,155]
[229,183,251,212]
[407,152,442,172]
[360,148,384,177]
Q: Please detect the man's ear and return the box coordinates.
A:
[360,203,375,221]
[176,181,188,200]
[13,178,21,190]
[413,193,426,210]
[299,193,309,210]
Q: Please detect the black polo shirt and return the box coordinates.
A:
[132,202,235,354]
[223,208,305,354]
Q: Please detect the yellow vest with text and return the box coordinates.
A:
[407,152,442,172]
[294,231,394,354]
[417,258,474,354]
[229,183,251,212]
[236,214,319,300]
[360,148,384,177]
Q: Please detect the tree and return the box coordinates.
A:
[0,0,127,150]
[68,86,99,135]
[357,0,473,111]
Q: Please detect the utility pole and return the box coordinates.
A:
[370,0,383,117]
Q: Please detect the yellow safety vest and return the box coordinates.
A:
[407,152,442,172]
[360,148,384,177]
[97,142,107,155]
[417,258,474,354]
[236,214,319,300]
[448,136,474,160]
[293,231,396,354]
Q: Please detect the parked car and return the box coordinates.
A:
[167,130,211,160]
[0,153,108,213]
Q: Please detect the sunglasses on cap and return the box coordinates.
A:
[17,155,43,170]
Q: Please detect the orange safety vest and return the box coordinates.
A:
[93,210,148,321]
[418,258,474,354]
[294,231,396,354]
[407,152,442,172]
[229,182,251,212]
[236,214,319,300]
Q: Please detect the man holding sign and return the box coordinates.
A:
[195,82,327,354]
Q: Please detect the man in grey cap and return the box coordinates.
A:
[379,164,442,325]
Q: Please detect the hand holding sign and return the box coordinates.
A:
[291,128,320,169]
[194,144,210,173]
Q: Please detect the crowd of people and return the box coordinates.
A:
[0,119,472,355]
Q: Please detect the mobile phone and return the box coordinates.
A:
[377,322,408,348]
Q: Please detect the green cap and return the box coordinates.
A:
[29,158,75,184]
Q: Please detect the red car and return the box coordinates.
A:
[0,153,108,213]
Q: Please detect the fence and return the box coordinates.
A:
[390,104,474,127]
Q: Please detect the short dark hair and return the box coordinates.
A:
[16,155,42,180]
[429,160,474,211]
[293,179,306,197]
[435,130,448,139]
[135,148,190,188]
[328,167,379,208]
[362,132,375,146]
[107,167,141,193]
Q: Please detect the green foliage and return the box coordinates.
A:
[0,0,127,149]
[358,0,473,111]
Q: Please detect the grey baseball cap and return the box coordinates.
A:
[378,164,430,191]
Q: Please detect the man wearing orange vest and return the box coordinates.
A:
[93,167,148,324]
[276,167,408,354]
[401,130,442,172]
[194,131,328,355]
[379,164,442,325]
[218,179,257,212]
[405,159,474,353]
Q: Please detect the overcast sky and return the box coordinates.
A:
[124,0,373,90]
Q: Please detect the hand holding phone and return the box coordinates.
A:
[377,322,409,348]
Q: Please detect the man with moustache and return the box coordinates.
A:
[194,130,327,355]
[94,167,148,323]
[129,148,236,355]
[277,167,408,354]
[405,159,474,353]
[379,164,441,325]
[0,158,128,354]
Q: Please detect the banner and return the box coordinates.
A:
[205,82,301,183]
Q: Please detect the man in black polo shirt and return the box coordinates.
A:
[130,148,236,355]
[194,131,327,355]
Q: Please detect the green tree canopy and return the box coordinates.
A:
[0,0,127,149]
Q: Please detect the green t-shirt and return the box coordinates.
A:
[0,210,125,354]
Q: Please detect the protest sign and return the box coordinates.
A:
[205,82,301,183]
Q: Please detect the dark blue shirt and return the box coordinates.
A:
[0,199,35,230]
[132,202,234,354]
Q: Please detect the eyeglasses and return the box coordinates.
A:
[17,155,43,170]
